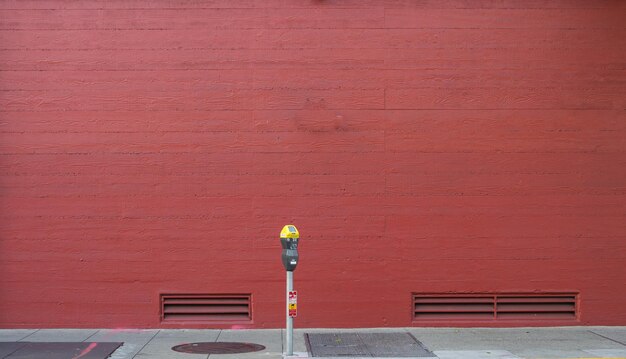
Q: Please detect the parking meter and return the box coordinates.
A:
[280,225,299,272]
[280,224,299,356]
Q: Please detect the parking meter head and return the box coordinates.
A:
[280,225,299,271]
[280,225,299,239]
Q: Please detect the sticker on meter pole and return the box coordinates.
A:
[288,291,297,317]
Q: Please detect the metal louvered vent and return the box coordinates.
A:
[414,295,494,321]
[496,295,577,320]
[161,294,251,323]
[413,293,577,322]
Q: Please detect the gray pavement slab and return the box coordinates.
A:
[434,350,521,359]
[153,329,220,340]
[109,343,145,359]
[20,329,98,342]
[294,329,309,353]
[211,329,282,358]
[408,327,626,351]
[510,348,598,358]
[0,330,37,342]
[285,352,309,358]
[88,329,158,343]
[90,329,158,359]
[584,348,626,357]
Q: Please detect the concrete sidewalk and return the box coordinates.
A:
[1,327,625,359]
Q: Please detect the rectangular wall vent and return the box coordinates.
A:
[161,294,251,323]
[413,293,577,321]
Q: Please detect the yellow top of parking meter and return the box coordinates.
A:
[280,225,299,239]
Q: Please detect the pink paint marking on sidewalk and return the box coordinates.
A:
[72,342,97,359]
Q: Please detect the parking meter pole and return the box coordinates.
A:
[286,270,294,355]
[280,225,299,357]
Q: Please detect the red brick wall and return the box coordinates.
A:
[1,0,625,328]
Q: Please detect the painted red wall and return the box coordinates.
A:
[1,0,625,328]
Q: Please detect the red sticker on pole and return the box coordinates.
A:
[288,290,297,317]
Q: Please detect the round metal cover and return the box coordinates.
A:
[171,342,266,354]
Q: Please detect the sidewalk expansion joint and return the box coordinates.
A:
[17,329,39,342]
[588,330,626,347]
[130,329,160,359]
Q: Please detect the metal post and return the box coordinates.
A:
[286,270,294,356]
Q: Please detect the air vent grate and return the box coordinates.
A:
[413,293,577,321]
[161,294,251,323]
[496,295,577,320]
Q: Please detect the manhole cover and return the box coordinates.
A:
[171,342,265,354]
[305,332,434,357]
